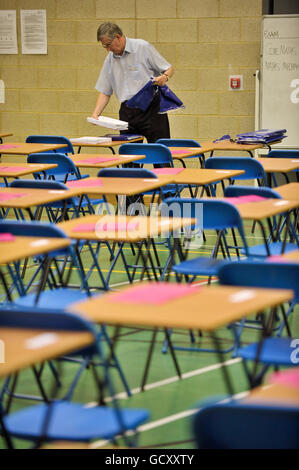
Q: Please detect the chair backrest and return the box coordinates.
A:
[268,149,299,159]
[27,153,81,181]
[156,138,201,148]
[0,219,68,239]
[193,400,299,449]
[224,185,281,199]
[97,168,157,179]
[205,157,267,185]
[218,260,299,301]
[10,178,68,191]
[163,197,249,255]
[119,143,174,166]
[26,135,74,155]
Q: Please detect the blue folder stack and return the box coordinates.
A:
[235,129,287,144]
[104,134,143,141]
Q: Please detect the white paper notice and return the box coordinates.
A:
[0,10,18,54]
[20,9,47,55]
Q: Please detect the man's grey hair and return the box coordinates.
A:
[97,23,123,42]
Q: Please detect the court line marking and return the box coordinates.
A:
[89,389,248,448]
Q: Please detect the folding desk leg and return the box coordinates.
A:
[164,328,182,380]
[210,332,235,396]
[141,328,158,392]
[0,413,14,449]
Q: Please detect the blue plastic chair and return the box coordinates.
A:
[26,135,75,155]
[267,149,299,185]
[27,152,88,183]
[10,178,99,220]
[156,138,205,167]
[0,221,130,403]
[161,198,250,355]
[224,185,299,256]
[0,308,149,448]
[218,261,299,386]
[193,398,299,449]
[204,157,267,196]
[119,143,183,198]
[9,179,83,222]
[119,142,174,166]
[0,219,93,306]
[163,197,250,280]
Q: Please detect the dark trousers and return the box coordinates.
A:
[119,92,170,143]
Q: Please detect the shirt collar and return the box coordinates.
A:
[112,37,131,58]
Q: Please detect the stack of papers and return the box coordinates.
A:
[87,116,128,130]
[70,136,112,144]
[236,129,287,144]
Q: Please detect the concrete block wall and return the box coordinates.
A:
[0,0,262,149]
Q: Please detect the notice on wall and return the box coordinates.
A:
[0,10,18,54]
[20,9,47,54]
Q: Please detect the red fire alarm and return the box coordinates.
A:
[229,75,243,90]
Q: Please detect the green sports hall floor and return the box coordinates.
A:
[0,216,298,449]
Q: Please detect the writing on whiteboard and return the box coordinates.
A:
[264,30,279,39]
[290,79,299,104]
[267,45,296,56]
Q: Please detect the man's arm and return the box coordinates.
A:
[91,93,111,120]
[152,65,174,87]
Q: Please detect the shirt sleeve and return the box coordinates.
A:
[95,56,113,96]
[145,43,171,76]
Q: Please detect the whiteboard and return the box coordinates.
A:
[260,15,299,148]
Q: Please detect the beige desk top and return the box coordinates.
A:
[171,168,245,185]
[244,383,299,407]
[0,133,13,139]
[58,214,195,243]
[0,327,93,378]
[204,197,299,221]
[169,147,204,159]
[71,137,143,149]
[0,187,80,209]
[70,154,145,169]
[269,250,299,262]
[0,142,66,155]
[69,283,293,332]
[0,236,70,265]
[0,162,58,178]
[256,158,299,173]
[275,182,299,201]
[65,175,173,197]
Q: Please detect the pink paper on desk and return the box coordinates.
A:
[266,255,289,263]
[71,223,97,232]
[108,282,197,305]
[67,178,103,188]
[269,369,299,389]
[0,193,26,201]
[0,145,20,149]
[0,232,15,242]
[0,166,29,172]
[225,195,267,205]
[152,168,184,175]
[76,157,118,164]
[97,221,139,231]
[171,149,190,155]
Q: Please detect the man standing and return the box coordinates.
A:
[91,22,174,143]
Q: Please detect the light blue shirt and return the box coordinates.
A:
[95,37,171,103]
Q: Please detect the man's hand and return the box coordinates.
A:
[152,74,169,87]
